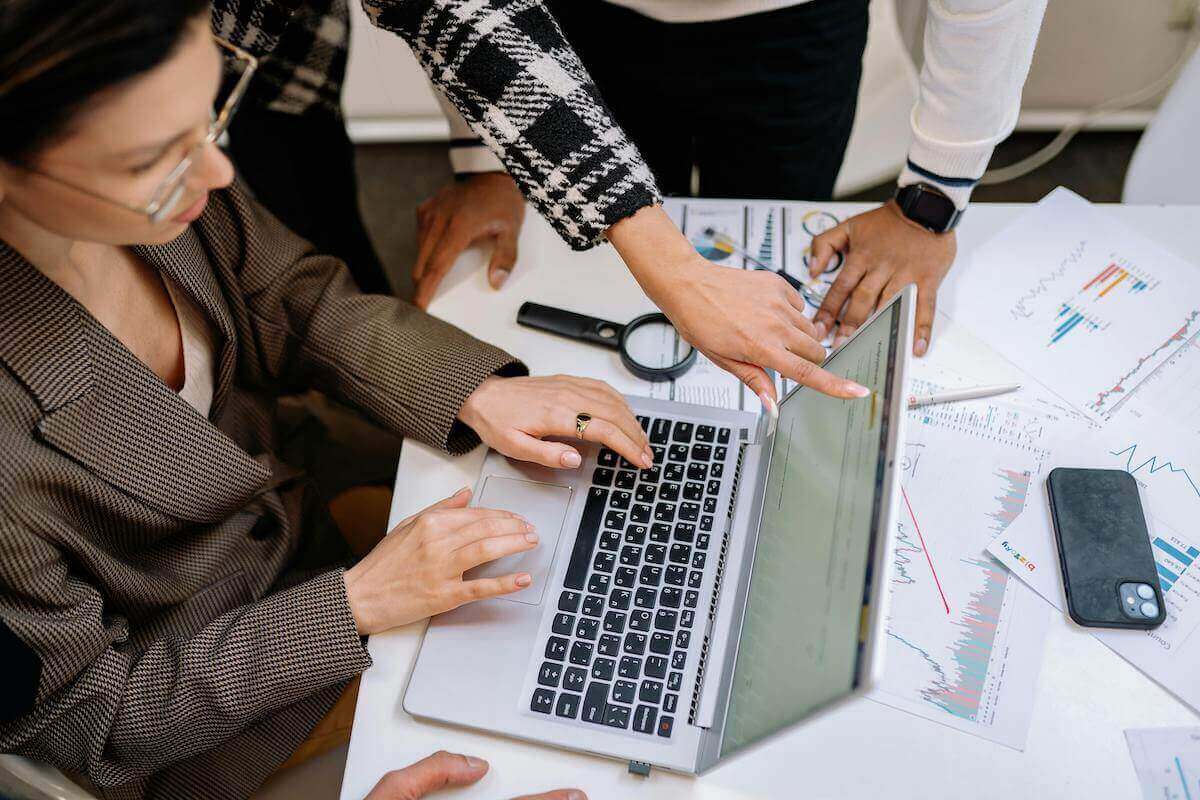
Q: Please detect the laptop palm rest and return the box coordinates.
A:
[465,476,572,605]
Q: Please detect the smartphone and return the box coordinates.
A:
[1046,467,1165,629]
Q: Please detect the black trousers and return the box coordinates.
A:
[546,0,869,200]
[228,97,391,295]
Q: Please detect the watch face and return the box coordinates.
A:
[907,188,955,230]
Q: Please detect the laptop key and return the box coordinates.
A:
[639,680,663,704]
[582,595,605,617]
[683,482,704,502]
[700,515,714,532]
[592,467,614,486]
[614,567,636,588]
[552,613,574,635]
[620,545,641,566]
[675,630,691,649]
[717,427,731,444]
[633,704,657,735]
[604,704,631,729]
[688,570,703,589]
[696,424,716,442]
[672,650,686,669]
[558,591,581,613]
[556,692,581,719]
[618,656,641,679]
[569,641,593,665]
[637,415,649,431]
[644,656,668,679]
[610,589,632,610]
[679,502,700,522]
[664,464,685,482]
[598,634,622,657]
[604,510,626,529]
[599,530,621,551]
[668,671,683,691]
[715,446,728,461]
[703,497,717,514]
[674,523,695,543]
[651,445,666,463]
[615,471,637,490]
[576,618,599,640]
[624,525,647,545]
[686,463,708,482]
[591,658,615,681]
[697,534,711,550]
[582,682,608,724]
[598,447,618,466]
[664,693,678,714]
[654,503,676,522]
[623,633,648,655]
[684,590,699,608]
[650,523,672,542]
[691,444,712,462]
[680,610,695,629]
[660,587,682,608]
[658,716,674,738]
[671,421,694,443]
[650,418,671,444]
[612,680,637,704]
[693,553,707,570]
[593,552,615,573]
[564,667,587,692]
[646,545,667,565]
[630,504,650,524]
[635,588,657,608]
[669,543,691,564]
[707,479,721,496]
[655,610,678,631]
[531,688,555,714]
[538,662,562,687]
[639,466,661,483]
[665,566,687,586]
[610,491,632,510]
[604,611,626,634]
[629,610,652,631]
[587,574,611,595]
[639,565,663,587]
[650,633,672,655]
[546,636,568,661]
[668,444,689,462]
[565,487,606,590]
[711,463,724,479]
[659,482,680,502]
[635,484,656,503]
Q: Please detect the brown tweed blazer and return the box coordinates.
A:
[0,180,524,799]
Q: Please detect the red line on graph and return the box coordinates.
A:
[901,487,950,615]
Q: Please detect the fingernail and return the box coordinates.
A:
[561,451,582,468]
[847,382,871,398]
[525,531,539,543]
[915,337,928,356]
[566,792,586,800]
[641,452,653,468]
[455,486,471,496]
[833,336,847,348]
[516,573,532,587]
[491,269,510,289]
[465,756,488,770]
[757,392,777,415]
[814,321,826,339]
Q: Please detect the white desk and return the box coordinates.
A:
[342,202,1200,800]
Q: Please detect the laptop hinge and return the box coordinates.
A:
[688,441,749,729]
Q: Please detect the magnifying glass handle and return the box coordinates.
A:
[517,302,625,350]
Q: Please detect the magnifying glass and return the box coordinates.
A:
[517,302,697,382]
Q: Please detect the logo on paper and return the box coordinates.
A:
[999,540,1037,572]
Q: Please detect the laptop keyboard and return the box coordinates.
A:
[529,414,733,740]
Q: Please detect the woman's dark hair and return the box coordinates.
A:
[0,0,209,163]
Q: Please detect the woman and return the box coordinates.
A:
[0,2,636,796]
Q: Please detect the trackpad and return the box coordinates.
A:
[466,476,572,605]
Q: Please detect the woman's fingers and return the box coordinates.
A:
[392,487,472,532]
[812,255,865,335]
[452,523,539,573]
[770,347,869,399]
[570,412,651,468]
[458,572,533,604]
[446,515,536,555]
[364,751,489,800]
[839,267,890,332]
[708,352,777,403]
[809,222,851,279]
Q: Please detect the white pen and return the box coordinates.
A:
[907,383,1022,409]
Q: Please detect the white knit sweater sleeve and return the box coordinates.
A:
[899,0,1048,208]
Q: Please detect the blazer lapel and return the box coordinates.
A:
[0,242,270,524]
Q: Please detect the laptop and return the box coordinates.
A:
[405,286,914,774]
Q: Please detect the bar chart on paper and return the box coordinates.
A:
[1125,727,1200,800]
[954,189,1200,428]
[869,384,1053,749]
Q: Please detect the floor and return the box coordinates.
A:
[353,131,1143,301]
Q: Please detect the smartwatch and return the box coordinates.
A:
[894,182,963,234]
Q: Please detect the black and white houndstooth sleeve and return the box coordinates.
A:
[361,0,663,250]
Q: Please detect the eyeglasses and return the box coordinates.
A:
[23,37,257,224]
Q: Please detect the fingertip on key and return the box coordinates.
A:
[561,450,582,468]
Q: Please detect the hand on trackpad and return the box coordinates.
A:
[466,476,572,605]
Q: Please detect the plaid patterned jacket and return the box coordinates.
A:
[212,0,661,249]
[0,181,523,799]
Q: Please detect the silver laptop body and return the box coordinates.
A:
[405,286,915,774]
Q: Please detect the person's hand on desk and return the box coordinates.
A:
[365,750,584,800]
[607,205,870,404]
[808,200,956,357]
[458,375,653,470]
[412,173,526,309]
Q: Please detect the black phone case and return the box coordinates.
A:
[1046,467,1165,629]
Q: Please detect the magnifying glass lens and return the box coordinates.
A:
[623,317,695,374]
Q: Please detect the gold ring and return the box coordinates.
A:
[575,413,592,440]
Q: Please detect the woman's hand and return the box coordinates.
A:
[365,750,584,800]
[809,200,956,356]
[459,375,652,470]
[343,488,537,635]
[606,205,869,403]
[412,173,526,309]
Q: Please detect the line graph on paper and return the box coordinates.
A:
[869,395,1052,748]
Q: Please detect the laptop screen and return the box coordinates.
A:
[718,299,901,759]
